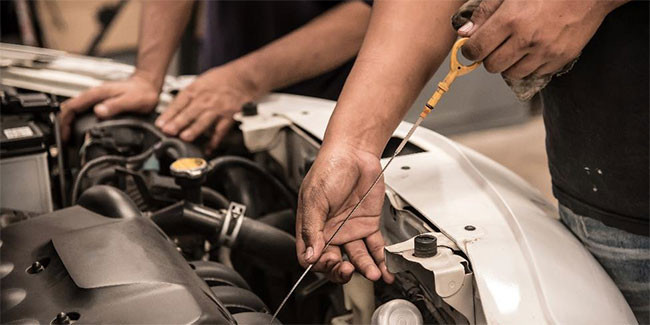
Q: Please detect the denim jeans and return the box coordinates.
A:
[560,205,650,324]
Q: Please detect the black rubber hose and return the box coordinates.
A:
[232,217,298,270]
[190,260,250,290]
[257,209,294,234]
[91,119,189,157]
[77,185,141,219]
[71,141,161,204]
[208,156,296,211]
[202,187,230,209]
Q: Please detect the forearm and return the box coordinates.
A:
[227,1,371,96]
[322,0,462,156]
[134,0,194,90]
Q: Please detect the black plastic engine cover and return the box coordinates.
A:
[0,206,233,324]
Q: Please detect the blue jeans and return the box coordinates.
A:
[560,205,650,324]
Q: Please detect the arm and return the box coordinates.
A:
[296,0,462,283]
[155,1,373,151]
[323,0,461,155]
[60,1,193,140]
[132,0,194,90]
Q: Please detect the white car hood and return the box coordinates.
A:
[251,93,636,324]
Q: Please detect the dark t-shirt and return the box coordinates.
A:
[541,1,649,236]
[199,0,358,101]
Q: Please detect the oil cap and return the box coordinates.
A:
[170,158,208,179]
[413,234,437,258]
[242,102,258,116]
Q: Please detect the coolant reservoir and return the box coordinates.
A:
[371,299,423,325]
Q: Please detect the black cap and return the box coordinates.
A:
[413,234,437,258]
[242,102,258,116]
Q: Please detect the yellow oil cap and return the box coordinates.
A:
[170,157,208,179]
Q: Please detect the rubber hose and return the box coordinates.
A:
[202,187,230,209]
[257,209,294,234]
[208,156,296,211]
[232,217,298,270]
[71,141,160,204]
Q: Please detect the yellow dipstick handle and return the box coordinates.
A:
[420,38,481,118]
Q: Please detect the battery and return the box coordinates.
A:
[0,120,53,213]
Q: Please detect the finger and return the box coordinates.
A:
[365,231,394,284]
[206,117,234,153]
[502,54,545,80]
[312,245,342,273]
[58,110,73,142]
[161,101,205,136]
[457,0,504,37]
[296,185,328,265]
[94,93,156,118]
[155,91,192,128]
[344,239,381,281]
[328,260,355,284]
[61,84,119,114]
[482,36,528,74]
[531,55,577,78]
[462,1,510,61]
[179,110,219,142]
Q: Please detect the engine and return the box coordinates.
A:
[0,87,342,324]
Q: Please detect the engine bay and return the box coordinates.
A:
[0,85,474,324]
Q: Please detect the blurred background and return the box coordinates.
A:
[1,0,554,204]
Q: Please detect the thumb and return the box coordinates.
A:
[296,189,328,266]
[456,0,504,37]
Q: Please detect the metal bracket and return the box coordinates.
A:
[385,232,475,323]
[219,202,246,246]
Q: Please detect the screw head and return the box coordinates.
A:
[464,225,476,231]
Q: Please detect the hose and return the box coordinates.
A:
[208,156,296,211]
[202,187,230,209]
[232,216,298,270]
[92,119,190,157]
[71,141,161,204]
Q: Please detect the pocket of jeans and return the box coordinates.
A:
[579,215,650,251]
[578,215,622,248]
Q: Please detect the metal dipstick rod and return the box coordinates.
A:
[271,38,479,323]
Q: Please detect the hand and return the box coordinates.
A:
[155,66,257,153]
[457,0,618,79]
[59,74,160,141]
[296,144,394,284]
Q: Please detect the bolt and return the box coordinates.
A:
[464,225,476,231]
[52,312,71,325]
[414,234,437,257]
[29,261,44,274]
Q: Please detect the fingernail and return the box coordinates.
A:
[459,21,474,34]
[163,124,177,135]
[95,104,108,115]
[304,247,314,261]
[155,118,165,128]
[180,130,191,141]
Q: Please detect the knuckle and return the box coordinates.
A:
[472,2,491,21]
[516,35,536,50]
[483,57,498,73]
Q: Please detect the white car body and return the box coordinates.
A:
[0,44,636,324]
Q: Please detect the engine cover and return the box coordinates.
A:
[0,206,232,324]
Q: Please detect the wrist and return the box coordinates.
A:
[224,56,272,98]
[132,69,165,91]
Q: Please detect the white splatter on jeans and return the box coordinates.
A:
[560,205,649,324]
